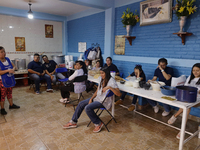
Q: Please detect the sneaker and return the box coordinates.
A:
[128,105,135,111]
[1,109,7,115]
[46,89,53,93]
[153,105,159,113]
[162,111,170,117]
[93,122,104,133]
[35,91,40,95]
[9,104,20,109]
[168,115,177,124]
[63,122,77,129]
[115,100,123,105]
[176,132,180,139]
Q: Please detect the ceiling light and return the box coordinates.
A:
[28,3,34,19]
[9,26,13,28]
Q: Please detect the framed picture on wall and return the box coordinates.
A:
[140,0,172,26]
[115,35,125,55]
[45,24,53,38]
[15,37,26,51]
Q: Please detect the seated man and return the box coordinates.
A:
[28,53,53,94]
[148,58,174,116]
[104,57,119,76]
[42,55,65,85]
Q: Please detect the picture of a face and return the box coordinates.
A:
[15,37,25,51]
[45,24,53,38]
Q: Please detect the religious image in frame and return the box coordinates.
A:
[15,37,26,51]
[140,0,172,26]
[45,24,53,38]
[115,35,125,55]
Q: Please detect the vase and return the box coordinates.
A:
[179,16,187,33]
[126,25,131,36]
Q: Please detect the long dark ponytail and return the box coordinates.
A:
[188,63,200,85]
[99,67,111,89]
[76,61,88,75]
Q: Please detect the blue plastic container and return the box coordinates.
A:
[175,86,197,103]
[160,86,176,96]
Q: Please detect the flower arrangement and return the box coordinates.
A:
[121,8,140,27]
[173,0,197,19]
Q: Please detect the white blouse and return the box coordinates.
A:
[69,69,84,81]
[184,75,200,91]
[93,76,118,110]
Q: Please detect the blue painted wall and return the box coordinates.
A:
[67,12,105,54]
[113,0,200,79]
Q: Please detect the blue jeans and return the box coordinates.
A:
[72,98,104,125]
[120,92,138,105]
[29,74,52,92]
[147,99,171,112]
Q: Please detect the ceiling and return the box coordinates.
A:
[0,0,92,16]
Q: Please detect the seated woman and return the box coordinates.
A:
[167,63,200,139]
[115,65,146,111]
[62,67,121,132]
[92,60,101,71]
[59,61,87,103]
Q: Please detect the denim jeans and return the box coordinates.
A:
[72,98,104,125]
[120,91,138,105]
[147,99,171,112]
[51,73,65,85]
[29,74,52,92]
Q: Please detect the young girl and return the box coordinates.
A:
[59,61,87,103]
[0,46,20,115]
[168,63,200,139]
[115,65,146,111]
[62,67,121,132]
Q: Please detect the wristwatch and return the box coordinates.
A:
[161,70,164,72]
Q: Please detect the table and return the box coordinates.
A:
[88,75,200,150]
[14,70,29,86]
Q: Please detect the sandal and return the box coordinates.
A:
[168,115,177,125]
[176,132,180,139]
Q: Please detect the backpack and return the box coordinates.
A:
[84,47,93,60]
[96,47,101,59]
[87,47,97,60]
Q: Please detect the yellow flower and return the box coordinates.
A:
[121,14,125,19]
[187,1,190,6]
[178,6,185,13]
[187,7,195,15]
[126,14,130,18]
[136,18,140,22]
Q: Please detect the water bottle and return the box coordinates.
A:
[8,68,14,77]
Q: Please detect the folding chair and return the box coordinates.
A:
[65,75,88,110]
[87,90,117,132]
[55,68,68,89]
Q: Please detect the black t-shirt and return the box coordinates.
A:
[130,71,146,81]
[104,63,119,73]
[154,66,173,86]
[43,60,57,73]
[28,61,44,74]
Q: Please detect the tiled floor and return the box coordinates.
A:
[0,86,200,150]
